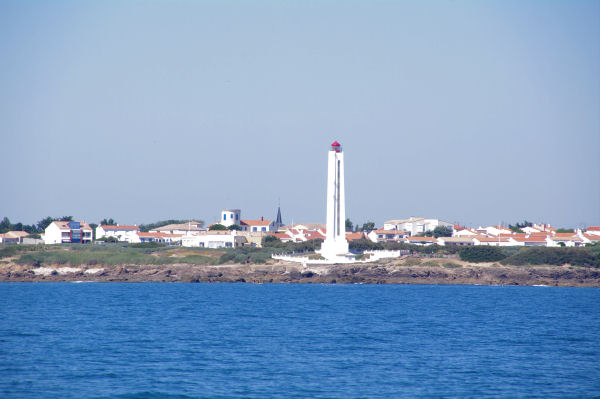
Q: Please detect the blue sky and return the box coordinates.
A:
[1,1,599,229]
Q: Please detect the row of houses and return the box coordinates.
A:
[6,213,598,250]
[369,221,600,248]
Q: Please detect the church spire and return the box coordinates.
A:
[275,204,283,228]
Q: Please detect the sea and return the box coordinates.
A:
[1,283,599,399]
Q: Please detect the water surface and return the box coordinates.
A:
[1,283,599,398]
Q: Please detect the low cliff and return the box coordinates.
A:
[1,259,598,287]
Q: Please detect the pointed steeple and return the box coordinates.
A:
[275,205,283,228]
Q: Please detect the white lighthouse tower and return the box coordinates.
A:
[319,141,350,260]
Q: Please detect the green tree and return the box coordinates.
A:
[508,220,533,233]
[556,228,574,233]
[100,218,116,226]
[262,235,279,245]
[228,224,242,231]
[432,226,453,238]
[36,217,55,232]
[345,219,353,232]
[89,223,98,240]
[0,217,10,234]
[459,246,506,263]
[209,224,227,231]
[359,222,375,232]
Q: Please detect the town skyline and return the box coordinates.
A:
[2,1,599,228]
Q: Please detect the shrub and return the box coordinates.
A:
[349,239,382,251]
[443,262,461,268]
[219,252,236,263]
[403,258,422,266]
[459,246,506,263]
[130,242,166,249]
[501,247,600,267]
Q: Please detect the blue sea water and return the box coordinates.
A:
[0,283,599,399]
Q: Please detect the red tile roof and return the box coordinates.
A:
[587,226,600,231]
[305,231,326,240]
[345,232,365,241]
[101,225,140,231]
[52,221,92,230]
[138,232,182,238]
[270,233,292,240]
[241,219,271,226]
[583,234,600,241]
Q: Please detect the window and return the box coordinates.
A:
[235,214,239,220]
[262,227,266,231]
[252,227,257,232]
[223,214,226,220]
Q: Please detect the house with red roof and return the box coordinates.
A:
[133,232,182,244]
[240,217,276,233]
[546,233,584,247]
[43,221,93,244]
[367,229,404,243]
[585,227,600,236]
[96,224,140,242]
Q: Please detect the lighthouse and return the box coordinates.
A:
[320,141,349,260]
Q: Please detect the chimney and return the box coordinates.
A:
[261,216,264,221]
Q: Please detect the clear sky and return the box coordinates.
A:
[1,0,599,229]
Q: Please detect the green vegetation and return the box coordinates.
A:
[459,246,507,263]
[422,260,439,266]
[420,226,453,238]
[556,228,574,233]
[209,224,227,231]
[443,262,461,268]
[346,220,376,232]
[403,258,422,266]
[508,220,532,233]
[348,239,461,255]
[228,224,242,231]
[0,216,74,234]
[100,218,116,226]
[3,239,598,269]
[501,247,600,267]
[2,236,327,267]
[345,218,353,232]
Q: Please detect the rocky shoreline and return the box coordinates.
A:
[1,260,599,286]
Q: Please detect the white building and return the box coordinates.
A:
[383,217,453,236]
[43,221,93,244]
[478,226,514,236]
[585,227,600,236]
[437,236,475,246]
[132,232,182,244]
[96,225,140,242]
[180,231,246,248]
[319,141,350,260]
[367,229,404,243]
[0,231,29,244]
[472,236,513,246]
[220,209,241,227]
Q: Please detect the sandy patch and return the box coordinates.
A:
[33,267,54,276]
[85,268,104,275]
[57,267,82,274]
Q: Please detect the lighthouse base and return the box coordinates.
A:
[318,239,350,261]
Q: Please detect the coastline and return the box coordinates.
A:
[1,260,598,287]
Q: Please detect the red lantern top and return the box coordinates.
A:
[331,141,341,152]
